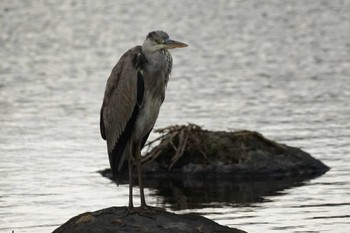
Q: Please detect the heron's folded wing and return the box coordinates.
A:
[100,46,142,178]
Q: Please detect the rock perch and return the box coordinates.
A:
[52,207,246,233]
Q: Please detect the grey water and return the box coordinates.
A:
[0,0,349,232]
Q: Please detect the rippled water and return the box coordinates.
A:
[1,0,349,232]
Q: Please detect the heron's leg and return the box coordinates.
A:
[127,143,134,212]
[134,143,164,216]
[135,143,147,207]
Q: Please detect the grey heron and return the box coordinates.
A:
[100,31,187,213]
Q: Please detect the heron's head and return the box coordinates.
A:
[142,31,187,53]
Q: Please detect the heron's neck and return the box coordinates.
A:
[143,49,171,74]
[140,50,172,91]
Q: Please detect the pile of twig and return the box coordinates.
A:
[142,123,211,170]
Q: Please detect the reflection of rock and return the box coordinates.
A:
[145,176,316,210]
[52,207,246,233]
[100,169,319,210]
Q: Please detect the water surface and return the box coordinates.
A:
[1,0,350,232]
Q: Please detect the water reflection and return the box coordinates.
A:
[153,177,329,211]
[100,169,323,210]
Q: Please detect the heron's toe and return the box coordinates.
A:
[134,206,158,218]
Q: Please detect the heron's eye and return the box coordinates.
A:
[155,39,161,44]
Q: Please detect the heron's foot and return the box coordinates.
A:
[136,206,156,218]
[141,204,165,213]
[134,205,165,218]
[124,205,164,218]
[124,206,136,216]
[124,206,155,218]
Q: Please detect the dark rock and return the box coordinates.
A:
[103,124,329,182]
[52,206,246,233]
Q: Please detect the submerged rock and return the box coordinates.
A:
[52,207,245,233]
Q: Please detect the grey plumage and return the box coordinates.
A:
[100,30,187,212]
